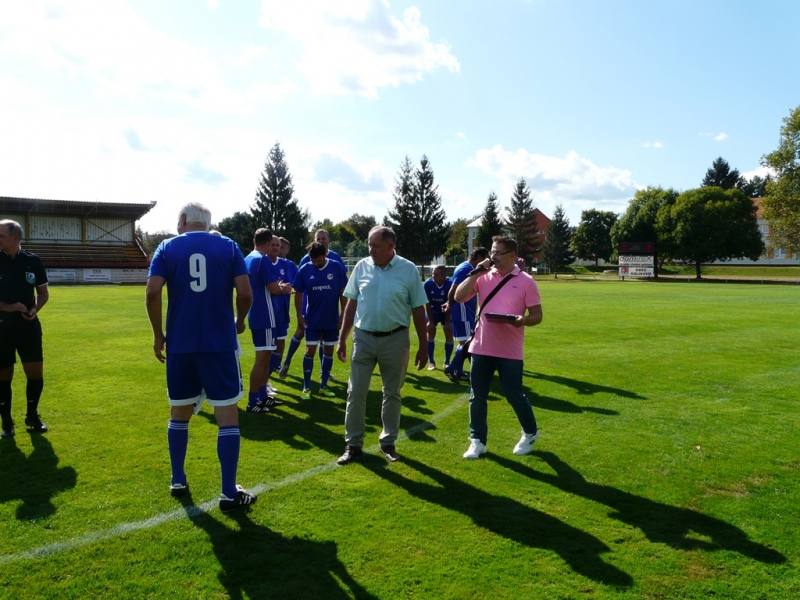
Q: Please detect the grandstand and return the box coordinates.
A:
[0,196,155,283]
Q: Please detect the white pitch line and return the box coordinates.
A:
[0,393,469,566]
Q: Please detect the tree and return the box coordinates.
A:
[139,229,175,256]
[702,157,742,190]
[761,105,800,254]
[476,192,504,250]
[342,213,378,242]
[656,187,763,279]
[216,211,256,256]
[611,187,679,271]
[571,209,618,266]
[252,142,311,262]
[505,177,541,263]
[386,155,448,265]
[541,205,573,276]
[444,217,469,263]
[346,239,368,257]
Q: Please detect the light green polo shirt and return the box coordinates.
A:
[344,253,428,333]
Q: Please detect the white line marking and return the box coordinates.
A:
[0,393,468,565]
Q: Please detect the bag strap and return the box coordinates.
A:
[474,272,516,327]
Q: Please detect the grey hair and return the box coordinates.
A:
[179,202,212,229]
[368,226,395,244]
[0,219,23,239]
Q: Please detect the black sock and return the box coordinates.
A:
[26,378,44,416]
[0,380,11,422]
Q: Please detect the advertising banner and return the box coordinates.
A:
[619,266,654,277]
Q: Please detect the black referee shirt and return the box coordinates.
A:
[0,248,48,316]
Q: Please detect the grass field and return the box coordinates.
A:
[1,282,798,599]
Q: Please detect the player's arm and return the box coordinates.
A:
[294,289,305,326]
[25,284,49,320]
[145,276,167,362]
[233,274,253,334]
[338,288,346,329]
[336,298,357,362]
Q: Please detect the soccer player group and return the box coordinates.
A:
[145,203,542,514]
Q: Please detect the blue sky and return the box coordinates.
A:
[1,0,798,233]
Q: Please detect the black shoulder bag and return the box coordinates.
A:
[461,272,515,360]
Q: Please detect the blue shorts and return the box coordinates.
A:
[251,328,277,351]
[166,351,243,407]
[452,320,474,341]
[273,323,288,340]
[305,328,339,346]
[428,312,447,326]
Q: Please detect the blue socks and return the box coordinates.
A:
[284,335,302,368]
[247,391,260,408]
[167,419,189,486]
[217,425,240,499]
[270,352,282,376]
[321,354,333,387]
[445,341,454,364]
[303,355,314,390]
[427,339,435,364]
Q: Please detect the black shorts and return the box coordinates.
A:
[0,317,43,367]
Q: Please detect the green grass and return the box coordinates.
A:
[1,282,799,598]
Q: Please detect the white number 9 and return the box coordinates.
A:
[189,253,207,292]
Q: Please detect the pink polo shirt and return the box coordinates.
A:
[467,266,541,360]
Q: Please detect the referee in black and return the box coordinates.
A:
[0,219,49,437]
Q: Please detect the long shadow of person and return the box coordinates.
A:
[529,392,620,416]
[180,494,377,599]
[528,373,646,400]
[364,456,633,587]
[492,452,785,564]
[0,434,78,521]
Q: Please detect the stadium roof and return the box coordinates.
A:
[0,196,156,221]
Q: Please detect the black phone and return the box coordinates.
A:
[485,313,517,322]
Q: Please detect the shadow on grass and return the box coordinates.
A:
[365,456,633,587]
[528,372,646,400]
[530,393,619,416]
[492,452,785,564]
[0,434,77,521]
[181,494,377,599]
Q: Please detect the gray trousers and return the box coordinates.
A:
[344,327,410,447]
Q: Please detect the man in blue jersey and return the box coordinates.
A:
[264,235,293,392]
[444,247,490,383]
[292,242,347,399]
[280,229,346,379]
[423,265,453,371]
[244,229,292,413]
[145,202,256,513]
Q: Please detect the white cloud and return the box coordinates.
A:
[714,132,729,141]
[259,0,460,97]
[642,141,664,149]
[0,1,294,113]
[467,145,640,220]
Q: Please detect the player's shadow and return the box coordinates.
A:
[0,434,77,521]
[492,452,785,564]
[364,456,633,587]
[528,372,646,400]
[181,495,377,599]
[529,392,619,416]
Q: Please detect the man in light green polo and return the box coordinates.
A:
[335,226,428,465]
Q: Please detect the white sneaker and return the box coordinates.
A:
[463,438,487,459]
[265,383,278,397]
[512,430,539,455]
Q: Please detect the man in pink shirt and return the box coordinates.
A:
[454,235,543,459]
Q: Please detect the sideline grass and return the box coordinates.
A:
[1,282,798,598]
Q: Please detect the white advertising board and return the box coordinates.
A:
[46,268,77,282]
[618,255,654,266]
[83,268,112,282]
[619,266,654,277]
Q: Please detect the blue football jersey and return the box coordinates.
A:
[148,231,247,353]
[281,257,298,317]
[450,261,477,324]
[246,250,279,330]
[292,259,347,330]
[424,277,452,318]
[299,249,346,270]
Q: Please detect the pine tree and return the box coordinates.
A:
[252,142,311,262]
[541,205,573,277]
[476,192,504,250]
[505,177,541,262]
[387,155,448,265]
[702,157,742,190]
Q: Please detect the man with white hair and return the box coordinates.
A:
[146,202,257,513]
[0,219,50,437]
